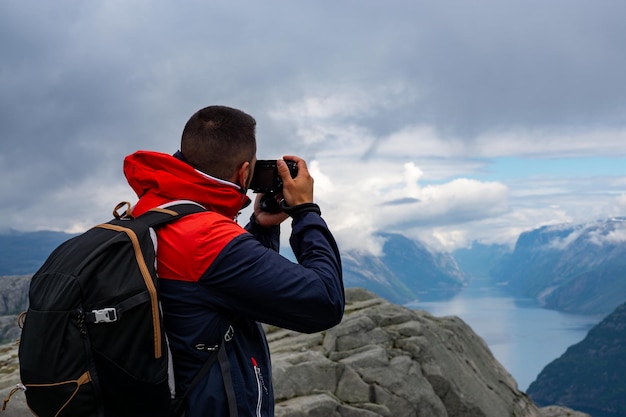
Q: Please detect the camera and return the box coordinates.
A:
[249,160,298,193]
[249,160,298,213]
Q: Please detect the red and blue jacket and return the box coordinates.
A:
[124,151,345,417]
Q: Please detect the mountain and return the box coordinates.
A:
[453,241,511,279]
[0,230,76,275]
[0,230,75,344]
[342,233,466,304]
[4,217,624,316]
[527,301,626,417]
[1,288,591,417]
[341,252,415,303]
[493,218,626,315]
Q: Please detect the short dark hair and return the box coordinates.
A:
[181,105,256,180]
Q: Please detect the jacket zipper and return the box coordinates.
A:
[251,357,266,417]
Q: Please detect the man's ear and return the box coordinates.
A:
[236,161,251,188]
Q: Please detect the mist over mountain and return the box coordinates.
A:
[493,217,626,315]
[452,241,511,279]
[344,217,626,317]
[342,232,466,305]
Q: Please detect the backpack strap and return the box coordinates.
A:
[83,291,151,323]
[218,331,239,417]
[132,201,239,417]
[135,202,208,228]
[2,384,26,413]
[170,325,238,417]
[80,202,207,326]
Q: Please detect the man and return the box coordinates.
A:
[123,105,345,417]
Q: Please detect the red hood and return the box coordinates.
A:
[124,150,250,219]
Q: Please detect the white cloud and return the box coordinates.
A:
[546,227,586,250]
[4,176,134,234]
[603,226,626,244]
[474,128,626,159]
[587,220,626,246]
[307,159,509,253]
[366,124,626,160]
[375,126,469,159]
[542,217,626,250]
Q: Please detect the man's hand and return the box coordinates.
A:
[278,156,314,206]
[252,155,314,227]
[253,193,288,227]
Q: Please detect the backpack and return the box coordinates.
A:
[17,202,207,417]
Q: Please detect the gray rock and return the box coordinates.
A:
[0,276,30,316]
[0,385,30,417]
[269,288,559,417]
[0,276,30,345]
[0,342,30,417]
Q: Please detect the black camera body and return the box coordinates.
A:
[249,160,298,193]
[249,160,298,213]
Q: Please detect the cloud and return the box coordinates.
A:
[587,220,626,246]
[1,0,626,255]
[546,226,587,251]
[474,128,626,159]
[305,160,509,253]
[602,225,626,244]
[542,217,626,250]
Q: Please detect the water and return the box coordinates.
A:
[405,279,600,391]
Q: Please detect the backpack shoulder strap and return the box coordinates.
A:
[170,325,238,417]
[134,202,208,228]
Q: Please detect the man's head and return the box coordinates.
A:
[181,105,257,188]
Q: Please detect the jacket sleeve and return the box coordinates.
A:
[244,215,280,252]
[201,212,344,333]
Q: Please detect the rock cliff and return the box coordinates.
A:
[0,276,30,317]
[528,301,626,417]
[1,288,589,417]
[268,288,586,417]
[0,276,30,344]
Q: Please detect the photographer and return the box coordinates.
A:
[123,105,344,417]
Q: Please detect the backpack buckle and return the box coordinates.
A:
[224,325,234,342]
[92,308,118,323]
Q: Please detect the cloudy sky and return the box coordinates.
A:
[1,0,625,254]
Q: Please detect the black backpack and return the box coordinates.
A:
[17,202,207,417]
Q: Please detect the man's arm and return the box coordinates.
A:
[204,211,344,333]
[207,156,344,332]
[244,215,280,252]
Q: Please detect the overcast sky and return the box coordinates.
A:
[1,0,625,253]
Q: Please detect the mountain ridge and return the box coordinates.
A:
[0,230,77,276]
[2,217,625,316]
[494,217,626,315]
[342,232,466,305]
[527,300,626,417]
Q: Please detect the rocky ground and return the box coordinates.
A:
[1,288,589,417]
[268,288,589,417]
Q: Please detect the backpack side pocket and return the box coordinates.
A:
[19,309,99,417]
